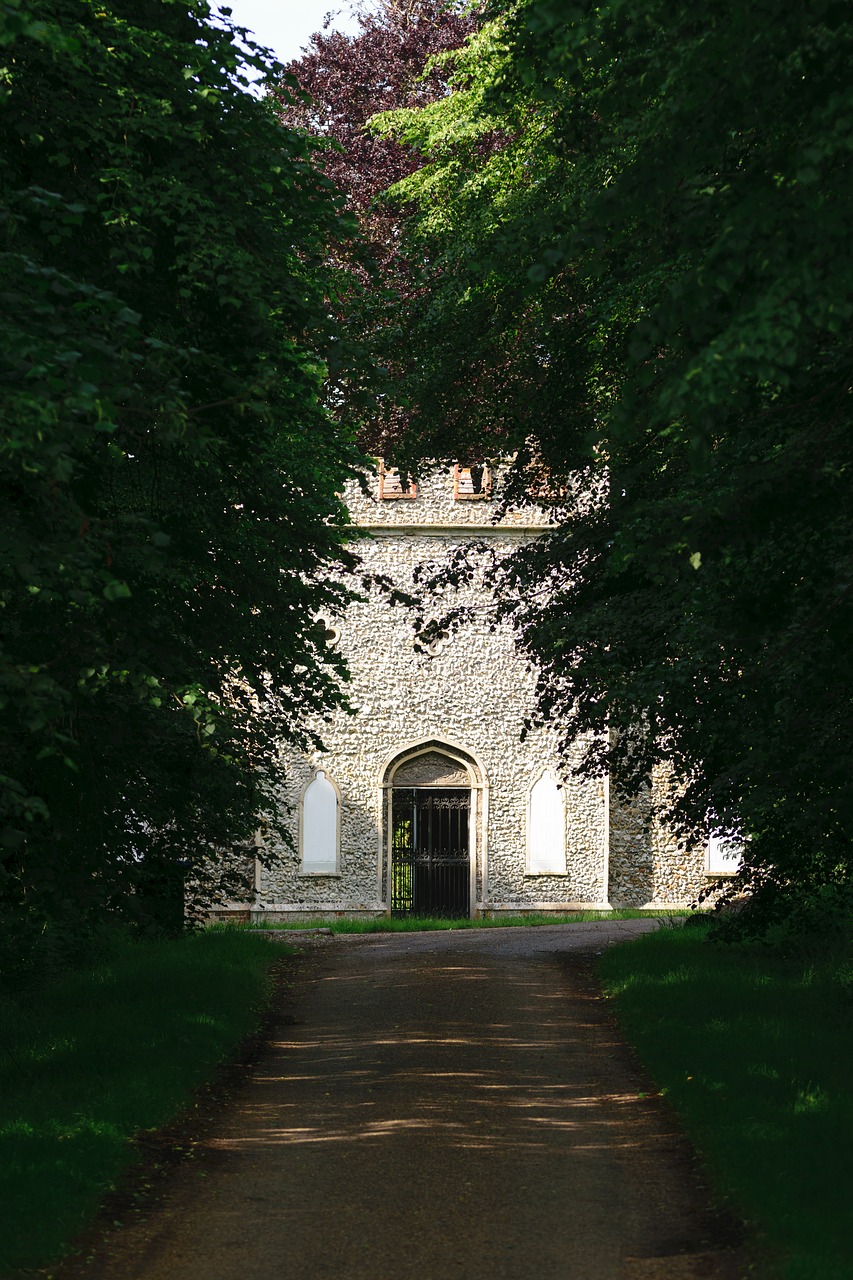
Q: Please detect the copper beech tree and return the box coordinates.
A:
[273,0,479,450]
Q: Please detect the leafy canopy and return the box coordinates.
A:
[371,0,853,927]
[274,0,479,450]
[0,0,364,967]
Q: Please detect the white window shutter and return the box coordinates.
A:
[528,771,566,874]
[302,771,339,873]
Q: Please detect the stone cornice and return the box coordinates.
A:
[346,523,550,538]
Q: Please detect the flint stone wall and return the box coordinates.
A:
[232,466,704,919]
[608,766,709,907]
[346,464,553,530]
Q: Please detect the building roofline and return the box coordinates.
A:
[346,523,549,537]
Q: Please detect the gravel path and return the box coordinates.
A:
[74,921,744,1280]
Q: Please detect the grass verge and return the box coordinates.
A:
[598,922,853,1280]
[0,929,279,1274]
[231,908,687,933]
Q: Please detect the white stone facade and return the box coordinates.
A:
[217,466,709,922]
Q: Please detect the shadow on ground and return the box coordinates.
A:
[59,923,747,1280]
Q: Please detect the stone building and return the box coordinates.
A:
[220,464,727,924]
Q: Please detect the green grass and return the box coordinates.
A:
[598,923,853,1280]
[0,930,279,1274]
[233,908,688,933]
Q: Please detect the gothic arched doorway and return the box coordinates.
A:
[381,741,486,919]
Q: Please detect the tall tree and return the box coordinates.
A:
[372,0,853,929]
[274,0,478,448]
[0,0,363,969]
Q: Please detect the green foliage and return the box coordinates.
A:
[0,929,278,1272]
[599,927,853,1278]
[0,1,366,968]
[371,0,853,926]
[273,0,480,450]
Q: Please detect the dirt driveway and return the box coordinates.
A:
[73,921,744,1280]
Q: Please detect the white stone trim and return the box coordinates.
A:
[480,780,491,902]
[480,901,613,913]
[468,784,478,911]
[602,771,611,908]
[248,905,386,920]
[384,784,393,911]
[636,901,693,910]
[376,781,387,911]
[298,768,342,876]
[379,737,490,919]
[706,834,743,875]
[378,736,487,788]
[314,614,341,647]
[351,524,548,537]
[525,767,567,876]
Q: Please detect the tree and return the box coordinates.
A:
[0,0,364,969]
[371,0,853,929]
[273,0,479,448]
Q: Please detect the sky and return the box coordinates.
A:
[215,0,362,67]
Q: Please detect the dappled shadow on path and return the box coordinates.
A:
[188,943,743,1280]
[218,961,658,1155]
[67,934,745,1280]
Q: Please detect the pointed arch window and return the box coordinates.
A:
[527,770,566,875]
[300,770,340,875]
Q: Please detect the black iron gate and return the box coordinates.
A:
[391,788,470,917]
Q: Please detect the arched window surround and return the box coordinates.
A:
[526,768,567,876]
[377,737,490,916]
[298,768,342,876]
[379,736,486,790]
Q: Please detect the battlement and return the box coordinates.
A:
[344,462,553,531]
